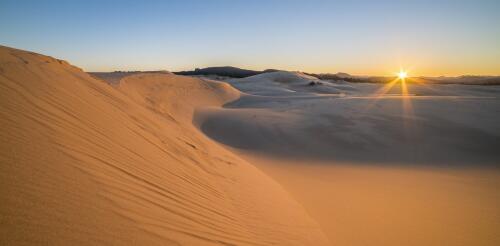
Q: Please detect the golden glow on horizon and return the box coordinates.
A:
[398,70,408,79]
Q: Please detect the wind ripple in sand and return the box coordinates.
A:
[0,46,329,245]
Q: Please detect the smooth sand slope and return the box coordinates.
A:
[0,46,329,245]
[198,72,500,245]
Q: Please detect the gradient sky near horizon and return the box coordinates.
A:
[1,0,499,76]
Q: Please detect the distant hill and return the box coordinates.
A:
[422,76,500,85]
[303,72,379,83]
[174,66,260,78]
[174,66,279,78]
[306,72,500,85]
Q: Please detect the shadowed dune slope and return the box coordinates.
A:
[196,71,500,246]
[201,71,500,166]
[0,46,328,245]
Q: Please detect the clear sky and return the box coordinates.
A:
[1,0,499,76]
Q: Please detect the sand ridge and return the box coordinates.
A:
[0,46,329,245]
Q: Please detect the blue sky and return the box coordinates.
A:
[1,0,499,75]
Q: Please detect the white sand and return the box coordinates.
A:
[0,46,328,245]
[198,71,500,245]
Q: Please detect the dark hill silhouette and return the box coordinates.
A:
[174,66,279,78]
[175,66,259,78]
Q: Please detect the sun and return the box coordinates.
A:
[398,70,408,79]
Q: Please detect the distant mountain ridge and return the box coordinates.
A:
[174,66,279,78]
[174,67,392,83]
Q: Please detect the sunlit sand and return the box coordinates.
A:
[0,46,328,245]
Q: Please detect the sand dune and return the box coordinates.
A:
[198,71,500,245]
[2,45,499,246]
[227,71,345,95]
[205,72,500,165]
[0,46,329,245]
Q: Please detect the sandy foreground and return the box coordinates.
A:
[1,45,499,246]
[236,155,500,246]
[0,46,328,245]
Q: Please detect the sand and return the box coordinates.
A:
[197,72,500,245]
[239,155,500,246]
[0,46,328,245]
[1,45,499,246]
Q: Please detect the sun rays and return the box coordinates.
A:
[361,69,415,130]
[399,72,414,127]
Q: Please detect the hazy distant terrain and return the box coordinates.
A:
[174,66,500,85]
[175,66,278,78]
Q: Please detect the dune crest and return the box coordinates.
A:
[0,46,328,245]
